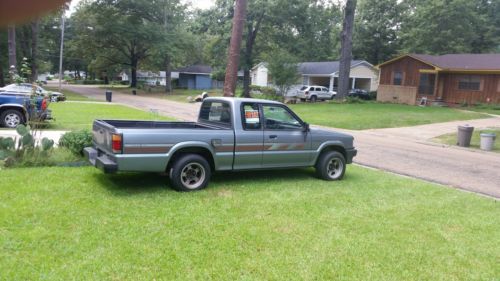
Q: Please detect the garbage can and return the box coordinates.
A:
[105,90,112,102]
[480,133,496,151]
[457,125,474,147]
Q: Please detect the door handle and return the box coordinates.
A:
[269,135,278,139]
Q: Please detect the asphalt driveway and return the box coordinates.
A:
[61,84,500,198]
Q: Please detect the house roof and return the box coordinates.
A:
[379,54,500,71]
[297,60,370,75]
[175,65,212,74]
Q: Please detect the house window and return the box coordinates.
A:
[393,71,403,85]
[458,75,482,91]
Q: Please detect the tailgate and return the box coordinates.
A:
[92,120,117,154]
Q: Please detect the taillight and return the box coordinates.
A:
[305,91,309,95]
[112,134,122,154]
[41,98,47,110]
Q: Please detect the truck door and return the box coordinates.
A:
[233,102,264,170]
[261,104,311,168]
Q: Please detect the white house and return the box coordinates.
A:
[251,60,379,92]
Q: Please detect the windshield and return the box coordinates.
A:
[300,86,308,91]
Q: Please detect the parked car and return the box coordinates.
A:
[296,85,336,102]
[85,98,357,192]
[0,83,66,102]
[0,91,52,128]
[347,89,371,100]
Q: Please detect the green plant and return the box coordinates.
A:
[0,125,55,168]
[345,96,365,104]
[59,130,93,155]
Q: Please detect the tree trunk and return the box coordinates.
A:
[223,0,248,97]
[243,68,251,97]
[0,64,4,87]
[30,19,39,82]
[8,25,17,70]
[130,59,138,88]
[164,55,172,93]
[242,23,253,98]
[337,0,357,99]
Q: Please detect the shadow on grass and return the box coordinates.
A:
[94,168,321,196]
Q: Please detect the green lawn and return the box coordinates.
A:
[464,104,500,115]
[433,128,500,152]
[1,166,498,280]
[289,102,488,130]
[48,102,175,131]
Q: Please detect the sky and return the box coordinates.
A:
[68,0,215,15]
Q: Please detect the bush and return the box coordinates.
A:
[59,130,93,156]
[368,91,377,100]
[345,96,365,104]
[82,80,105,85]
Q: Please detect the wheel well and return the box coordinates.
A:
[0,107,26,121]
[316,146,346,165]
[166,147,215,173]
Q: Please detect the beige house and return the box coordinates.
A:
[251,60,379,92]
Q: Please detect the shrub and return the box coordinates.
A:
[82,80,105,85]
[345,96,365,104]
[59,130,93,156]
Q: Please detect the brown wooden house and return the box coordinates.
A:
[377,54,500,105]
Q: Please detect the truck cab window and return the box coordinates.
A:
[242,103,261,130]
[263,105,302,130]
[199,101,232,126]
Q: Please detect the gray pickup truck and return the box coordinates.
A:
[84,98,357,191]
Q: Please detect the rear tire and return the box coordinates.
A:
[310,95,317,102]
[169,154,211,192]
[315,151,346,181]
[1,109,24,128]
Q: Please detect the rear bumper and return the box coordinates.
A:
[346,148,357,164]
[84,147,118,173]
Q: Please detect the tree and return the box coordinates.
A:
[353,0,403,64]
[338,0,357,99]
[223,0,248,97]
[266,50,299,98]
[72,0,163,87]
[399,0,499,54]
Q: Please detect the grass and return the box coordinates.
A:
[289,102,488,130]
[433,127,500,152]
[0,165,498,280]
[464,104,500,115]
[48,102,175,131]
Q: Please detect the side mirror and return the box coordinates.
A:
[303,122,310,132]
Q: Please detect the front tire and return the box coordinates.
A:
[1,109,24,128]
[169,154,211,192]
[310,95,317,102]
[315,151,346,181]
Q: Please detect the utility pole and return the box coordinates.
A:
[8,25,16,70]
[58,13,65,92]
[337,0,357,99]
[223,0,248,97]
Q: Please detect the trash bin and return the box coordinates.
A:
[105,90,112,102]
[457,125,474,147]
[480,133,496,151]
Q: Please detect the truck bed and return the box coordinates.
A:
[96,120,221,130]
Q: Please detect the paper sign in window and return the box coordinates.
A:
[245,110,260,124]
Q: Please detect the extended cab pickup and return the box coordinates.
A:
[0,91,51,128]
[84,98,357,191]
